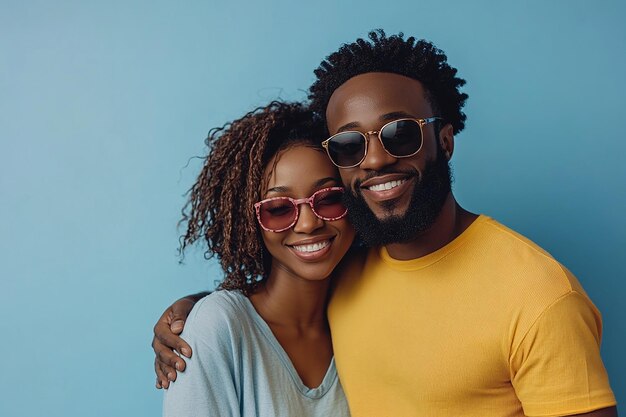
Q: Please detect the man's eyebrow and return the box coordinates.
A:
[335,111,415,133]
[380,111,414,121]
[336,122,361,133]
[314,177,340,187]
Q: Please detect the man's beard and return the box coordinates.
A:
[342,146,452,247]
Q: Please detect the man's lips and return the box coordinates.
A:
[359,174,415,202]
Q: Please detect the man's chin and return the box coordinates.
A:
[368,205,410,222]
[342,146,453,248]
[362,195,412,220]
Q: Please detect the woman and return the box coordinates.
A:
[162,102,355,416]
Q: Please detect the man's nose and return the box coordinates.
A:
[359,133,398,171]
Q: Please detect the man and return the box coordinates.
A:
[152,31,616,416]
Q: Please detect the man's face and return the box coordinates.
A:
[325,72,454,245]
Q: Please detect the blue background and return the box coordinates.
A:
[1,1,624,415]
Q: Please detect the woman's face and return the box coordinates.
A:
[258,144,355,282]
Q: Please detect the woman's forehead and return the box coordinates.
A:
[263,145,338,192]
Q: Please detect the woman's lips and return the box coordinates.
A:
[287,238,334,261]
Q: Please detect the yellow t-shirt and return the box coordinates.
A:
[328,215,615,417]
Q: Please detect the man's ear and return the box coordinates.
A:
[438,123,455,160]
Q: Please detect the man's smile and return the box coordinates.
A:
[359,174,415,203]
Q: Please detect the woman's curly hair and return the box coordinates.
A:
[180,101,326,295]
[309,29,469,134]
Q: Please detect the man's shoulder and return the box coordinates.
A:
[477,216,554,257]
[475,215,585,294]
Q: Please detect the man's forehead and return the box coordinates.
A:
[325,72,431,130]
[335,111,416,132]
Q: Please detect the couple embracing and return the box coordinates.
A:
[155,30,616,417]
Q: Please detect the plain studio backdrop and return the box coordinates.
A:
[1,1,624,415]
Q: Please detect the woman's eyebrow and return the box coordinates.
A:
[265,177,339,194]
[265,185,290,194]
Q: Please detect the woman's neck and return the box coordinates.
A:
[249,265,331,330]
[248,264,334,388]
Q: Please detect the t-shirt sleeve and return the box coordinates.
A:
[510,291,616,416]
[163,297,241,417]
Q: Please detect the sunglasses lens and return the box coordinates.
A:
[326,132,366,167]
[380,119,423,156]
[258,199,296,231]
[313,189,347,219]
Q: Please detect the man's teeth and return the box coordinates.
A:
[368,179,406,192]
[292,240,330,253]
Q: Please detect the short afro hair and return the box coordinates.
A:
[309,29,468,134]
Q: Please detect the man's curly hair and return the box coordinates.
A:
[309,29,468,134]
[180,101,325,295]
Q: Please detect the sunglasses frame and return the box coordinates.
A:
[253,186,348,233]
[321,117,442,169]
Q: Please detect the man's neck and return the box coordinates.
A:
[384,193,478,260]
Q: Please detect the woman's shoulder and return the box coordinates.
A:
[183,290,251,341]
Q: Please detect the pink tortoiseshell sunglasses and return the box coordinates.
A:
[253,187,348,232]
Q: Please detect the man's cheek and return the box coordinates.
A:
[339,170,361,191]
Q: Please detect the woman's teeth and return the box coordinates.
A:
[368,179,406,192]
[292,240,330,253]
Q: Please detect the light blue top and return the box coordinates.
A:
[163,290,350,417]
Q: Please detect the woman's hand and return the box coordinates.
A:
[152,292,209,388]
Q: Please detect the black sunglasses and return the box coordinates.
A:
[321,117,442,168]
